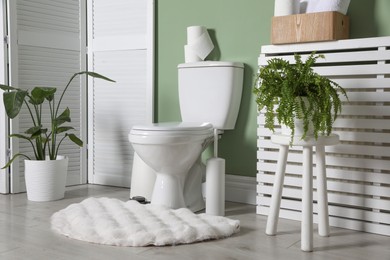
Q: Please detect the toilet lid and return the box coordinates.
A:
[131,122,213,135]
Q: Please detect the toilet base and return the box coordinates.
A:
[130,152,206,212]
[151,173,186,209]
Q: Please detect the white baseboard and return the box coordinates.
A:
[201,174,257,205]
[225,174,256,205]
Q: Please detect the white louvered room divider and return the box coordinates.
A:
[8,0,85,192]
[87,0,154,187]
[256,36,390,236]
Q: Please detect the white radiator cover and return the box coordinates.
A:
[256,36,390,236]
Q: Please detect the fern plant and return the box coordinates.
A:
[253,52,347,140]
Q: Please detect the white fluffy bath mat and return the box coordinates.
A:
[51,197,240,246]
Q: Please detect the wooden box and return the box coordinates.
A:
[271,11,349,44]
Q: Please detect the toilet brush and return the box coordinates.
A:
[206,129,225,216]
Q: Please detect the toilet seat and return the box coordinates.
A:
[129,122,214,145]
[130,122,214,137]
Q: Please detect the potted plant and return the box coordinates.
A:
[253,52,347,141]
[0,71,114,201]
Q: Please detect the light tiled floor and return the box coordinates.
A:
[0,185,389,260]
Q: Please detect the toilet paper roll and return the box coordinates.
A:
[190,31,214,60]
[274,0,300,16]
[185,25,214,63]
[184,44,202,62]
[187,25,206,44]
[314,0,350,15]
[205,157,225,216]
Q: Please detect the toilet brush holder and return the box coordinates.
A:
[205,157,225,216]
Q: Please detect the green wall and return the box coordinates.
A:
[156,0,390,177]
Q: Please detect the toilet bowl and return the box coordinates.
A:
[129,122,213,210]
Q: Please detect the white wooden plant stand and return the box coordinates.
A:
[265,133,339,252]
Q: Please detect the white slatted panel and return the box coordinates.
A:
[256,36,390,236]
[17,0,79,33]
[87,0,154,187]
[0,1,7,194]
[9,0,84,192]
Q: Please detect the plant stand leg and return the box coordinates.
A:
[302,146,313,252]
[316,145,330,237]
[266,145,288,236]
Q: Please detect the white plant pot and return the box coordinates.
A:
[24,156,68,202]
[281,97,314,137]
[281,118,314,137]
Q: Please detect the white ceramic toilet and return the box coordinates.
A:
[129,61,244,211]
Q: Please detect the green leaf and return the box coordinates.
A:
[0,84,21,91]
[25,125,42,135]
[1,153,31,169]
[76,71,116,83]
[3,90,27,118]
[24,126,47,139]
[55,107,71,126]
[9,133,32,141]
[56,126,74,134]
[31,128,47,139]
[67,133,83,147]
[31,87,56,103]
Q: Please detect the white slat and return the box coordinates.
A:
[257,36,390,236]
[259,49,390,65]
[258,115,390,130]
[260,36,390,53]
[258,185,390,211]
[258,162,390,185]
[258,196,390,225]
[258,206,390,236]
[258,174,390,198]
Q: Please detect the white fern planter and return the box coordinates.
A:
[281,97,314,136]
[281,118,314,136]
[24,156,68,202]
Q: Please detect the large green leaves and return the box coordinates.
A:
[25,126,47,138]
[1,153,31,169]
[75,71,115,83]
[0,84,21,91]
[2,90,28,119]
[30,87,56,104]
[67,133,83,147]
[1,71,114,167]
[9,133,32,141]
[55,107,71,126]
[56,126,74,134]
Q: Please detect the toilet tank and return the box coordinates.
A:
[178,61,244,130]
